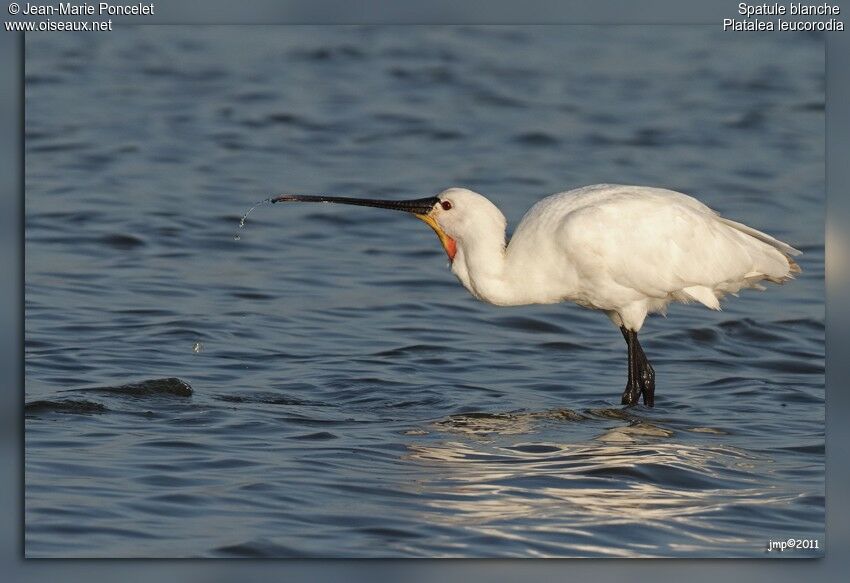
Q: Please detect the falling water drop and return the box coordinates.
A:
[234,198,273,241]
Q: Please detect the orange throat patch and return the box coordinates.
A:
[415,214,457,263]
[443,236,457,262]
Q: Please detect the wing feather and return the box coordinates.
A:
[554,186,799,304]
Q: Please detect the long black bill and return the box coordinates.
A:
[271,194,440,215]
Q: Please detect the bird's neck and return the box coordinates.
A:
[450,228,520,306]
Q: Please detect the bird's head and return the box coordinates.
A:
[419,188,507,262]
[270,187,506,263]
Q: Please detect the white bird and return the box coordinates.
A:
[270,184,801,407]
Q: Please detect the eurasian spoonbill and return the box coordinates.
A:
[268,184,801,407]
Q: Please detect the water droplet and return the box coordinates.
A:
[235,198,273,241]
[192,341,204,353]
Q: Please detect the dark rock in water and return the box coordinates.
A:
[73,377,193,398]
[28,378,192,416]
[25,399,108,415]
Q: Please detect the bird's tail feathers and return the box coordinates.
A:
[718,216,802,280]
[719,217,801,257]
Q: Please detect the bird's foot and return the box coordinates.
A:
[638,361,655,407]
[621,384,641,406]
[621,362,655,407]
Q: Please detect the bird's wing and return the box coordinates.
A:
[557,189,797,301]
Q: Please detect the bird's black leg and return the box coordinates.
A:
[620,327,655,407]
[633,332,655,407]
[620,327,640,406]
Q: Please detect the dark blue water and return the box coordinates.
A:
[25,26,824,557]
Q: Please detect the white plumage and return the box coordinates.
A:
[437,184,800,332]
[270,183,801,407]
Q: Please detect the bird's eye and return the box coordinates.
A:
[440,201,453,211]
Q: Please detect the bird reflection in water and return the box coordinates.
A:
[401,411,788,556]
